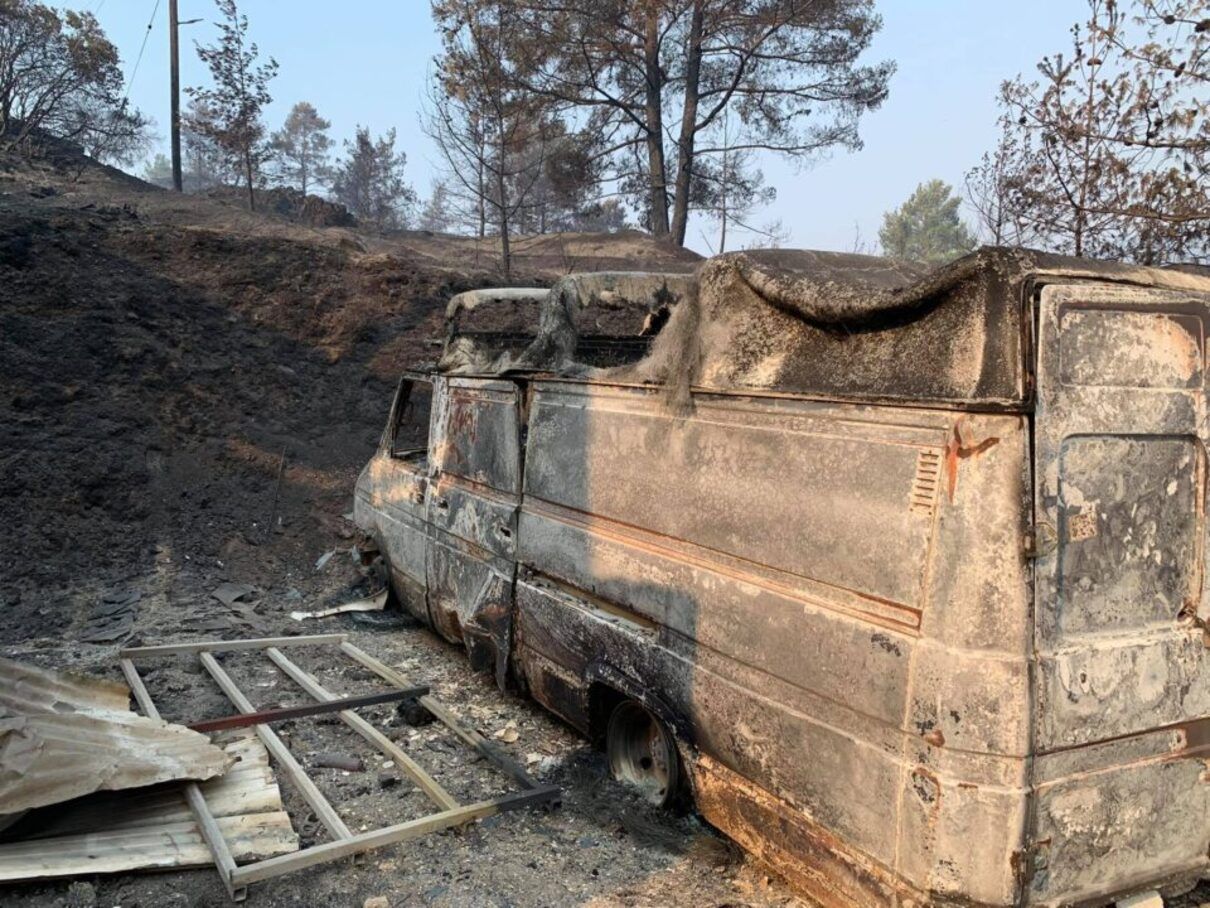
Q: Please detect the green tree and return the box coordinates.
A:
[185,0,278,211]
[879,180,976,265]
[331,126,417,230]
[270,101,332,196]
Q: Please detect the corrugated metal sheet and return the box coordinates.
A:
[0,656,230,814]
[0,732,298,880]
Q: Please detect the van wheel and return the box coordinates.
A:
[606,700,680,808]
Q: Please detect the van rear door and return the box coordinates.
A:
[1030,282,1210,902]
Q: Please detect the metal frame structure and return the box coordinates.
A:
[120,633,560,901]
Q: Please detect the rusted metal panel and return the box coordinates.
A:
[369,503,429,623]
[430,379,522,494]
[421,377,522,687]
[1029,727,1210,905]
[426,531,515,688]
[514,574,916,868]
[0,657,231,814]
[516,386,1034,906]
[428,476,517,561]
[0,733,297,883]
[521,384,942,622]
[689,750,916,908]
[354,374,436,624]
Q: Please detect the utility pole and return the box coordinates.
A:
[169,0,182,191]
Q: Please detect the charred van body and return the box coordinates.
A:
[355,250,1210,907]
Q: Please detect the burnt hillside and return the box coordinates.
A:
[0,148,698,641]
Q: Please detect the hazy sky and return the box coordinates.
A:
[89,0,1085,255]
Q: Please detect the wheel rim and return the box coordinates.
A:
[607,700,678,807]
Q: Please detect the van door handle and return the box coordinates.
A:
[435,497,449,511]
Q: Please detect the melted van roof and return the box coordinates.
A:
[439,247,1210,409]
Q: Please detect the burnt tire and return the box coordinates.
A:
[606,699,681,808]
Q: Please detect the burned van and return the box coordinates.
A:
[355,250,1210,907]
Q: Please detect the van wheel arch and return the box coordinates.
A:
[585,672,691,811]
[605,698,685,809]
[585,668,685,743]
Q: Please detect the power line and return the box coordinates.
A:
[122,0,163,105]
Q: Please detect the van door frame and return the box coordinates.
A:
[372,371,438,625]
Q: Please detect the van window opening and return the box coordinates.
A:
[391,380,433,462]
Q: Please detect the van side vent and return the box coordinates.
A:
[911,450,942,515]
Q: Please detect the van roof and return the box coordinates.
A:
[439,247,1210,410]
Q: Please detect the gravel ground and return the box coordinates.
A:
[0,558,806,908]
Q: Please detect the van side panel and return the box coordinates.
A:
[354,377,435,625]
[897,411,1034,905]
[515,382,1033,906]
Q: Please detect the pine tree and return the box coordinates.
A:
[270,101,332,196]
[330,126,417,230]
[506,0,893,245]
[879,180,977,265]
[184,0,278,211]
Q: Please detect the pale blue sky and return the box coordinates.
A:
[87,0,1085,254]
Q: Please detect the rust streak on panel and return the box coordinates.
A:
[944,420,1001,502]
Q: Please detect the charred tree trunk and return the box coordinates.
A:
[477,154,487,237]
[495,123,511,277]
[644,7,670,239]
[497,173,511,278]
[719,167,728,253]
[244,148,256,211]
[670,0,704,247]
